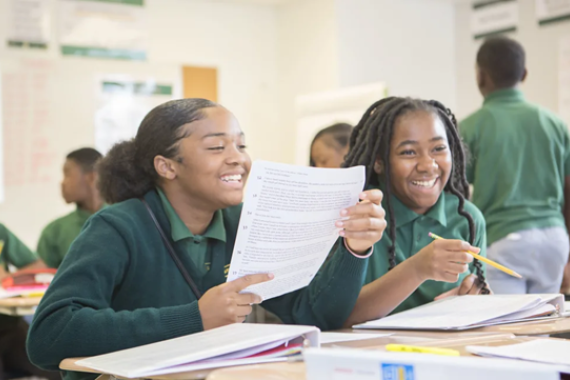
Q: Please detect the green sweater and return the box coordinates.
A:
[27,190,368,379]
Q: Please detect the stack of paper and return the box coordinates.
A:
[353,294,564,331]
[467,340,570,369]
[75,323,319,378]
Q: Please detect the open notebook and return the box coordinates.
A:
[353,294,565,331]
[74,324,319,378]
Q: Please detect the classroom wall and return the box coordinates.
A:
[0,0,281,248]
[335,0,457,110]
[455,0,570,120]
[275,0,340,164]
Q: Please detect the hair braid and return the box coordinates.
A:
[427,100,490,294]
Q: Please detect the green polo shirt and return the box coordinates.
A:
[37,208,96,268]
[0,223,38,269]
[365,190,487,314]
[460,88,570,245]
[157,188,227,279]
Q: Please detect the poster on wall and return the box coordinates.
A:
[559,37,570,128]
[6,0,51,49]
[537,0,570,26]
[471,0,519,39]
[58,0,147,60]
[95,76,177,154]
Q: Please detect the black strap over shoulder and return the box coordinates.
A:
[140,198,202,299]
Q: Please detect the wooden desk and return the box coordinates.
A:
[59,331,516,380]
[0,296,41,316]
[207,336,561,380]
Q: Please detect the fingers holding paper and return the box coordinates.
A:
[337,189,387,254]
[198,273,273,330]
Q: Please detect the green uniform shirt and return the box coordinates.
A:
[0,223,38,269]
[460,89,570,245]
[28,189,369,380]
[157,188,227,278]
[37,208,95,268]
[365,189,487,314]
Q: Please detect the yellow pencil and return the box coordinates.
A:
[428,232,522,279]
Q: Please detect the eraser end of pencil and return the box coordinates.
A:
[428,232,434,238]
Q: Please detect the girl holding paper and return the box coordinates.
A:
[27,98,386,379]
[342,97,491,327]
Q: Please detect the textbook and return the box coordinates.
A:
[353,294,565,331]
[74,323,318,378]
[304,348,561,380]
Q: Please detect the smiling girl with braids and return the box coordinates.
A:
[342,97,490,327]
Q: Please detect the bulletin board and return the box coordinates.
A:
[0,57,181,247]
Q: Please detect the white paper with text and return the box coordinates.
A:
[227,161,365,300]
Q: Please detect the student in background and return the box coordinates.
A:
[37,148,104,268]
[0,224,57,380]
[28,98,386,378]
[341,97,489,327]
[460,37,570,294]
[0,223,46,280]
[310,123,353,168]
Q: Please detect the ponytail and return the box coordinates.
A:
[97,98,218,203]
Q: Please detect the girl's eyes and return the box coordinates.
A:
[207,144,247,151]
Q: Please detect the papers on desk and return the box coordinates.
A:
[75,323,319,378]
[227,161,365,301]
[467,340,570,371]
[353,294,565,331]
[305,348,561,380]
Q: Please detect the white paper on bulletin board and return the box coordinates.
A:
[58,0,147,60]
[294,83,386,166]
[6,0,51,49]
[537,0,570,25]
[95,75,180,154]
[471,0,518,39]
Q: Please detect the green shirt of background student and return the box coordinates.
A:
[37,148,105,268]
[0,223,45,279]
[460,37,570,295]
[341,97,489,327]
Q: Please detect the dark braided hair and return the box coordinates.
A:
[343,97,489,294]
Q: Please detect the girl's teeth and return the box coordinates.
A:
[412,179,436,187]
[222,175,242,182]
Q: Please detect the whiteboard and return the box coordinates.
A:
[0,57,181,248]
[294,83,386,166]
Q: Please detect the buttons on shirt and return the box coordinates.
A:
[193,236,204,244]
